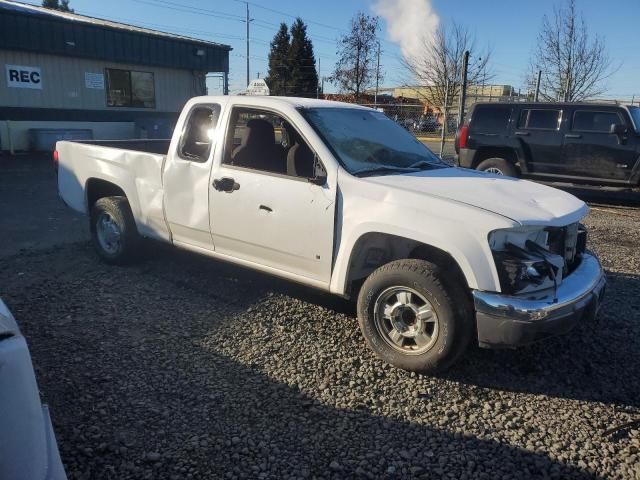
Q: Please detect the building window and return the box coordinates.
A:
[106,68,156,108]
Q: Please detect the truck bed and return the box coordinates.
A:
[56,139,170,242]
[73,138,171,155]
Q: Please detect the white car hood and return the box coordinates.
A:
[363,167,588,226]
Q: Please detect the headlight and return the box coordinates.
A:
[489,227,565,295]
[493,248,559,295]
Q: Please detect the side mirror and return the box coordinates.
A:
[308,156,327,186]
[610,123,627,135]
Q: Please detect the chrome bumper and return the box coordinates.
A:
[473,253,606,348]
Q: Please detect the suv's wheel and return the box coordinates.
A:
[90,196,140,264]
[476,157,518,177]
[357,259,473,373]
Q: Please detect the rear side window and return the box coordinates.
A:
[179,104,221,162]
[518,109,561,130]
[572,110,622,132]
[470,106,512,133]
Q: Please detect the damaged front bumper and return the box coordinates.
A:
[473,253,606,348]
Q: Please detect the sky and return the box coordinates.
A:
[28,0,640,100]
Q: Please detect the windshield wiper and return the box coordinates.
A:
[406,160,446,170]
[353,161,445,177]
[352,165,418,177]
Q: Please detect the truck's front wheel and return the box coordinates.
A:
[90,196,140,265]
[357,259,472,374]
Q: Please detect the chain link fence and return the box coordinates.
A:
[359,94,543,163]
[360,103,460,162]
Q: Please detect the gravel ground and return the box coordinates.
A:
[1,160,639,479]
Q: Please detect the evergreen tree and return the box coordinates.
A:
[42,0,73,12]
[265,23,291,96]
[288,18,319,98]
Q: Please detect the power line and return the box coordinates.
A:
[130,0,245,22]
[227,0,343,33]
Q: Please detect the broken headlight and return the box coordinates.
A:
[493,246,559,295]
[489,227,565,295]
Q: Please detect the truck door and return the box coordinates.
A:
[209,106,335,284]
[562,108,637,181]
[163,103,221,250]
[513,108,565,175]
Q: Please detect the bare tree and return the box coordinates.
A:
[403,21,492,124]
[530,0,616,101]
[331,12,381,99]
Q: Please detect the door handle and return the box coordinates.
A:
[259,204,272,212]
[515,131,530,136]
[213,177,240,192]
[565,134,582,139]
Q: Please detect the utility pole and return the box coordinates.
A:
[245,2,251,88]
[564,74,572,102]
[439,79,449,159]
[457,50,469,127]
[374,41,381,107]
[317,58,321,99]
[534,69,542,102]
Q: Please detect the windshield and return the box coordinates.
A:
[302,107,448,176]
[629,106,640,132]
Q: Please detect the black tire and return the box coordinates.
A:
[357,259,473,374]
[476,157,518,177]
[90,196,140,265]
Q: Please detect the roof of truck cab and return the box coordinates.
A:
[196,96,372,110]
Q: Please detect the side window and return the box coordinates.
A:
[572,110,622,132]
[179,104,221,162]
[517,109,529,128]
[518,109,561,130]
[224,107,317,178]
[470,106,512,133]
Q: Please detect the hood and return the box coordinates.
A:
[363,167,588,226]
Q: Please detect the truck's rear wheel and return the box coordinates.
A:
[477,157,518,177]
[90,196,140,264]
[357,259,472,374]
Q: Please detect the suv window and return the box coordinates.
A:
[518,109,561,130]
[224,107,317,178]
[572,110,622,132]
[179,104,221,162]
[470,106,512,133]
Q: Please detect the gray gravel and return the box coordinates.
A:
[1,160,639,479]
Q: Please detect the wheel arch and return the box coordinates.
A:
[472,146,523,172]
[336,231,476,299]
[85,177,127,210]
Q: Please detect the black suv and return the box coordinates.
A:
[455,102,640,187]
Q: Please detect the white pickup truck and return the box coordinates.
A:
[56,96,606,373]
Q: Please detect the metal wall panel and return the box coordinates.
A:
[0,49,202,112]
[0,8,230,72]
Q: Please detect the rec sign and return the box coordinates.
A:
[6,65,42,89]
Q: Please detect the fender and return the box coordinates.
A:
[330,221,504,296]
